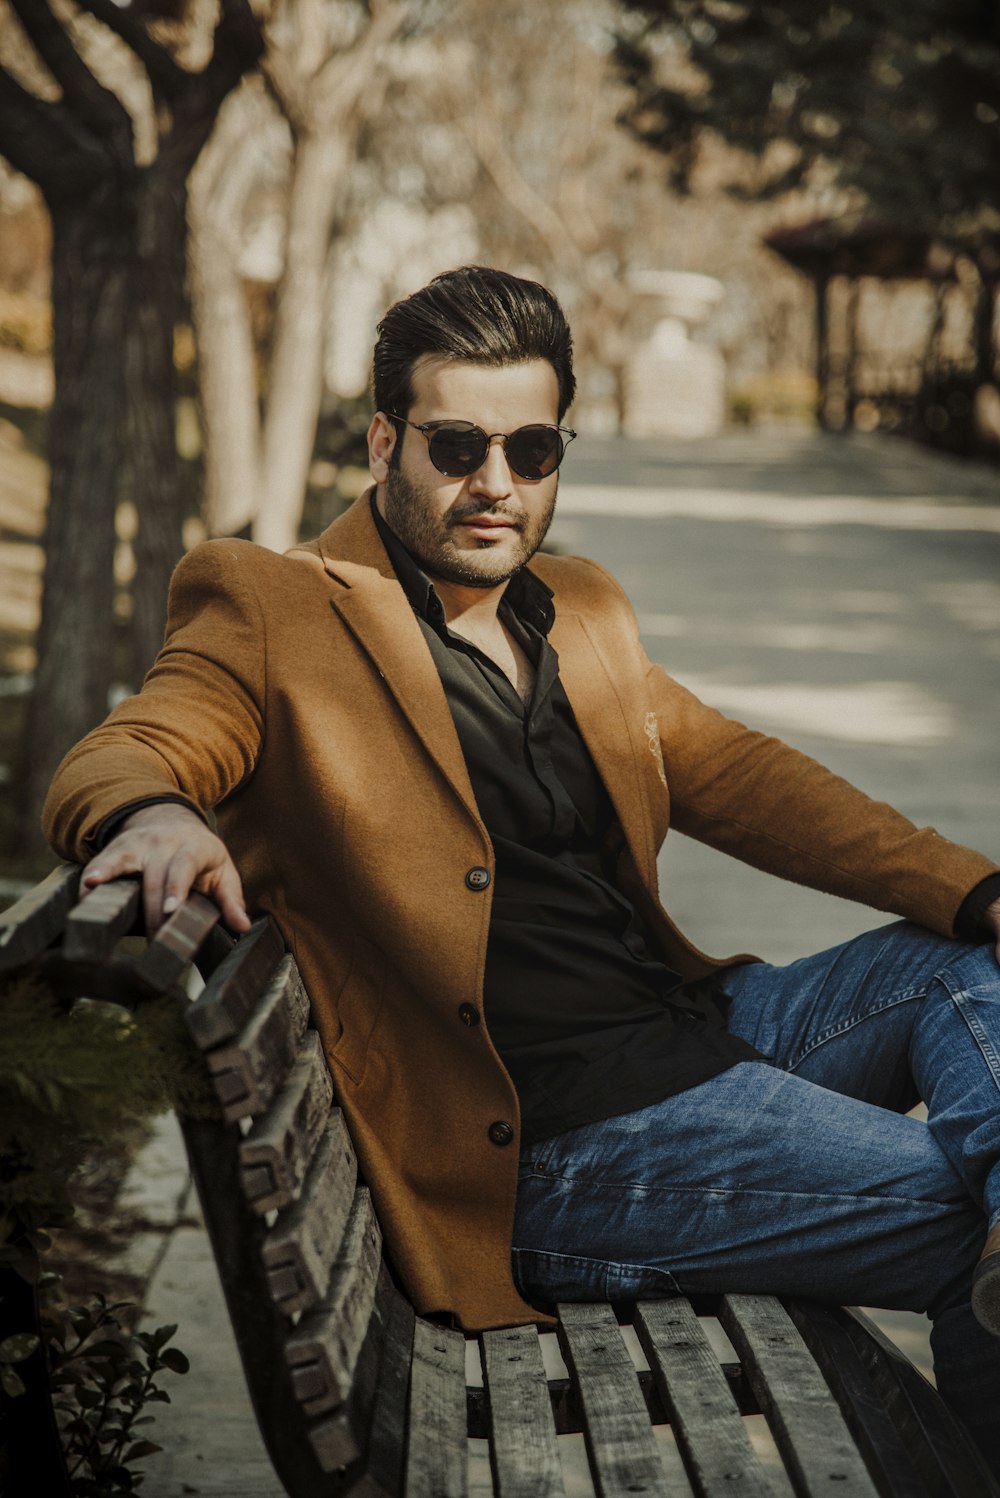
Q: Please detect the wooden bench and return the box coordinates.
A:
[3,866,999,1498]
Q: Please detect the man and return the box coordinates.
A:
[45,266,1000,1466]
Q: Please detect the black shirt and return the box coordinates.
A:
[371,497,761,1143]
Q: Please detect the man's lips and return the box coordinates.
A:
[452,513,520,536]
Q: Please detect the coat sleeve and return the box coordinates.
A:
[646,659,998,938]
[43,541,266,862]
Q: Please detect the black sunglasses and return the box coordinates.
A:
[390,415,576,480]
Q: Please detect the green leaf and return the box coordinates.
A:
[158,1347,189,1375]
[74,1384,104,1407]
[0,1333,39,1362]
[124,1440,163,1461]
[0,1365,25,1397]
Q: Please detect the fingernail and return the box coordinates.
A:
[162,896,179,914]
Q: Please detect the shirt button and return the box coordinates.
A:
[488,1120,514,1147]
[465,866,491,891]
[459,1004,480,1027]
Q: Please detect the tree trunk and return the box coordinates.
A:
[19,198,131,857]
[255,130,350,554]
[127,174,190,680]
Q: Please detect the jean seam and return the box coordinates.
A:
[523,1175,952,1209]
[941,982,1000,1100]
[786,987,921,1072]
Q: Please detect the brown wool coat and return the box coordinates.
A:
[44,494,1000,1330]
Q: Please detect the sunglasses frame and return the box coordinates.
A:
[389,414,576,480]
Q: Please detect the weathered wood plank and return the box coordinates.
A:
[635,1299,771,1498]
[792,1301,1000,1498]
[304,1262,399,1475]
[285,1185,382,1413]
[0,863,80,973]
[261,1111,357,1315]
[62,879,140,962]
[238,1032,334,1214]
[185,916,285,1050]
[348,1282,415,1498]
[720,1295,880,1498]
[483,1323,565,1498]
[204,955,310,1122]
[405,1318,468,1498]
[557,1302,666,1498]
[133,891,220,992]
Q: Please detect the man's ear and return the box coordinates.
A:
[368,412,398,483]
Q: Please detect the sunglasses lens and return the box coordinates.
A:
[427,424,487,476]
[505,425,563,479]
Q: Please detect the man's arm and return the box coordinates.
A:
[645,659,1000,941]
[44,541,266,930]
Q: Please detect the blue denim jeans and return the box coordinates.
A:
[512,922,1000,1471]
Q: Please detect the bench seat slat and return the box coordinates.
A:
[557,1302,666,1498]
[62,879,140,961]
[285,1185,382,1414]
[239,1032,334,1214]
[0,863,81,973]
[406,1320,468,1498]
[482,1324,565,1498]
[186,916,285,1049]
[635,1299,771,1497]
[205,954,310,1121]
[261,1110,357,1315]
[721,1295,880,1498]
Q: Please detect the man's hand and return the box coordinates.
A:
[985,897,1000,965]
[81,803,251,935]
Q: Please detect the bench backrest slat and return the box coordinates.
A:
[261,1109,358,1315]
[239,1031,334,1214]
[306,1265,403,1477]
[0,863,80,973]
[133,892,221,992]
[63,880,140,961]
[205,954,310,1120]
[481,1324,565,1498]
[286,1185,383,1415]
[557,1301,667,1495]
[406,1320,469,1498]
[187,916,284,1048]
[721,1294,880,1498]
[634,1299,771,1497]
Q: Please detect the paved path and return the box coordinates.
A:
[137,428,999,1496]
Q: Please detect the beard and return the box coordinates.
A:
[381,465,557,589]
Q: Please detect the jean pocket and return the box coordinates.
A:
[512,1246,680,1302]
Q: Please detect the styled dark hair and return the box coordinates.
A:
[373,265,576,422]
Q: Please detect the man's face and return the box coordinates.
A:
[369,357,562,591]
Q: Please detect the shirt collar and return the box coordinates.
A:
[369,490,555,636]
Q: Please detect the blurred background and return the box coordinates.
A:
[0,0,998,875]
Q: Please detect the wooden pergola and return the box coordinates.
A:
[765,216,996,449]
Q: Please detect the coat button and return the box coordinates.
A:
[465,866,491,891]
[488,1120,514,1146]
[459,1004,480,1027]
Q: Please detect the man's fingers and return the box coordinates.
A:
[194,861,251,933]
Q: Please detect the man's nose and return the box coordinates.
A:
[468,435,514,499]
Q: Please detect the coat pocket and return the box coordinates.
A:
[328,935,386,1086]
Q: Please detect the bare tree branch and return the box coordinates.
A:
[0,63,107,195]
[8,0,131,141]
[76,0,187,103]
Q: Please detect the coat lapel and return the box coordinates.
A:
[302,498,481,827]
